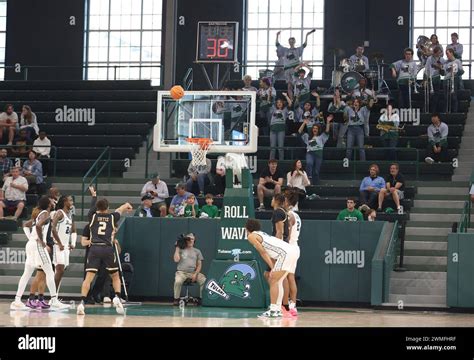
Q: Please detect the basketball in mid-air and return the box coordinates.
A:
[170,85,184,100]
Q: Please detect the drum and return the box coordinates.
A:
[338,58,351,73]
[364,70,378,80]
[341,71,363,93]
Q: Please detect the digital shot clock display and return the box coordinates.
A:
[196,21,239,63]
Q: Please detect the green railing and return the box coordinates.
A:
[459,201,470,233]
[145,132,154,179]
[81,146,111,220]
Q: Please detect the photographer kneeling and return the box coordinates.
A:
[173,233,206,305]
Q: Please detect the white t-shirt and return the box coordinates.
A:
[0,112,19,125]
[33,137,51,157]
[2,175,28,201]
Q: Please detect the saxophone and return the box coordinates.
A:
[377,114,399,133]
[376,123,398,132]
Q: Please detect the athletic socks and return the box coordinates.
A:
[29,294,35,300]
[269,303,279,312]
[81,296,87,304]
[289,301,296,310]
[115,292,121,299]
[283,304,290,311]
[38,294,44,301]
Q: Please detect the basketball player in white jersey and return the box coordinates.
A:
[51,195,77,292]
[10,196,69,310]
[285,190,301,316]
[245,218,299,318]
[26,189,60,308]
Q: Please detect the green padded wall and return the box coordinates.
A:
[117,218,384,304]
[447,232,474,308]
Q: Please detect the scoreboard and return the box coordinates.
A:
[196,21,239,63]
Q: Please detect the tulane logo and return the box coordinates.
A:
[206,264,256,300]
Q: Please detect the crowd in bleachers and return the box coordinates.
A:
[0,104,54,219]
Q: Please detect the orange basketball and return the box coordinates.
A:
[170,85,185,100]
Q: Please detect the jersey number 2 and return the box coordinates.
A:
[98,221,107,235]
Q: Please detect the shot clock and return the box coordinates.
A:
[196,21,239,63]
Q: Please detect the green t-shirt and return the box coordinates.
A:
[200,204,219,218]
[184,204,200,218]
[336,208,364,221]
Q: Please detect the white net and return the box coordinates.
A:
[188,139,212,167]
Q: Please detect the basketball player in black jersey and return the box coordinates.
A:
[271,193,289,241]
[76,198,132,315]
[270,193,291,314]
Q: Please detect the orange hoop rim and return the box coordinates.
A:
[185,137,213,149]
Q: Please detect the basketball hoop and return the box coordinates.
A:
[186,138,213,167]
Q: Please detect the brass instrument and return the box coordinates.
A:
[376,123,398,132]
[416,35,433,63]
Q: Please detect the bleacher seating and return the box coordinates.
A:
[0,80,157,176]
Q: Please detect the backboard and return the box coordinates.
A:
[153,91,258,153]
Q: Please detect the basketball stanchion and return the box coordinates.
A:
[114,243,142,306]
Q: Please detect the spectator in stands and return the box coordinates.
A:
[257,77,276,135]
[0,148,12,179]
[140,173,168,217]
[183,194,200,218]
[11,129,32,158]
[213,157,226,196]
[377,163,405,212]
[351,78,373,103]
[291,63,312,107]
[173,233,206,306]
[447,32,463,59]
[32,130,51,176]
[336,198,364,221]
[269,93,292,160]
[298,115,333,185]
[367,209,377,221]
[186,158,211,197]
[470,184,474,203]
[19,105,39,140]
[169,183,192,217]
[328,88,347,148]
[257,159,284,211]
[0,166,28,219]
[200,193,219,218]
[359,164,386,211]
[294,100,320,126]
[22,150,44,193]
[378,102,400,160]
[345,98,373,161]
[0,104,18,145]
[425,113,449,164]
[286,159,311,209]
[134,194,155,218]
[242,75,257,92]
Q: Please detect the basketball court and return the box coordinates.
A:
[3,300,474,327]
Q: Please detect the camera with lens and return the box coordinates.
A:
[176,234,191,249]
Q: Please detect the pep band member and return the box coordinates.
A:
[390,48,419,109]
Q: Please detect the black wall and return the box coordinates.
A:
[174,0,245,90]
[324,0,410,79]
[5,0,85,80]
